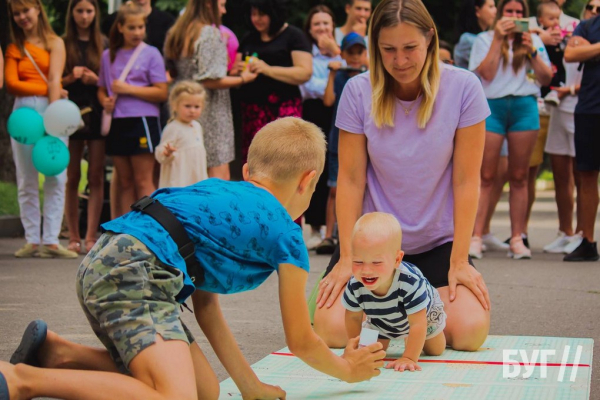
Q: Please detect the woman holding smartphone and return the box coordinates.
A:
[469,0,552,259]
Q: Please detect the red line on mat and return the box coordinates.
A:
[270,352,591,368]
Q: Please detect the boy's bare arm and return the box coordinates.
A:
[278,264,385,383]
[323,68,337,107]
[402,309,427,362]
[191,290,285,399]
[345,309,363,340]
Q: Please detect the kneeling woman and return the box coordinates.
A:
[313,0,492,352]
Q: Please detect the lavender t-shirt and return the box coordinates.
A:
[98,45,166,118]
[335,64,490,254]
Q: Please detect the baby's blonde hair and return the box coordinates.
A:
[247,117,326,184]
[352,212,403,248]
[169,80,206,121]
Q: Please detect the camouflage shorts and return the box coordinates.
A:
[76,233,194,373]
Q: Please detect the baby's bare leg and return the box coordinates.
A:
[423,332,446,356]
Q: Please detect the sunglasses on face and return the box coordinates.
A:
[586,4,599,12]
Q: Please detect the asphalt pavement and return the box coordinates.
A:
[0,190,598,399]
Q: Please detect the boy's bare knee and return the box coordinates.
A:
[313,316,348,349]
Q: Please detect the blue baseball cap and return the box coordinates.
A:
[341,32,367,51]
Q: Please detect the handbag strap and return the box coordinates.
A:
[109,42,147,100]
[23,48,49,84]
[118,42,147,82]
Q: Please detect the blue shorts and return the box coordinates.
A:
[486,95,540,135]
[327,152,338,188]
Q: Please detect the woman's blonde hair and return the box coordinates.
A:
[494,0,531,74]
[109,2,146,62]
[368,0,440,129]
[168,80,207,122]
[164,0,219,61]
[8,0,58,53]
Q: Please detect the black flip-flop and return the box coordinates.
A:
[0,371,9,400]
[10,319,48,367]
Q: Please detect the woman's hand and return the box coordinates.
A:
[317,33,340,57]
[247,59,271,76]
[102,96,115,113]
[241,69,258,84]
[316,256,352,309]
[81,68,99,86]
[111,80,132,95]
[448,259,490,310]
[521,31,534,50]
[72,66,84,79]
[494,17,515,40]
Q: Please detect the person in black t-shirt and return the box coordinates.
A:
[101,0,174,54]
[235,0,313,162]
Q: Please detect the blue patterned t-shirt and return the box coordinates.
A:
[102,179,309,302]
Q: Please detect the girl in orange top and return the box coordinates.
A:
[5,0,76,259]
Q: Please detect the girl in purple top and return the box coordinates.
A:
[98,3,168,217]
[313,0,492,353]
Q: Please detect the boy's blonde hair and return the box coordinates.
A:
[247,117,326,184]
[168,80,206,121]
[352,212,403,248]
[369,0,440,129]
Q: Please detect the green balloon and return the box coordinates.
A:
[32,136,70,176]
[7,107,45,145]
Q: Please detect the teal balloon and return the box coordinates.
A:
[32,136,70,176]
[7,107,45,144]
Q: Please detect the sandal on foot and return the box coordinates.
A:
[10,320,48,367]
[315,238,336,255]
[67,240,82,254]
[85,239,97,253]
[0,371,9,400]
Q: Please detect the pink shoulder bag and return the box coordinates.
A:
[101,42,147,136]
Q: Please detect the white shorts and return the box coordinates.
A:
[545,107,575,157]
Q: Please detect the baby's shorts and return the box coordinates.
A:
[76,232,194,373]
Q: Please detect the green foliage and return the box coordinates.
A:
[0,181,20,216]
[41,0,594,44]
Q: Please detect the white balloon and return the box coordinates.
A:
[43,99,82,137]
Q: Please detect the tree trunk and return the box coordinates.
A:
[1,0,16,183]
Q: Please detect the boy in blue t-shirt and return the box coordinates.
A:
[2,118,385,400]
[343,213,447,373]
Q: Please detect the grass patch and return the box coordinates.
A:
[0,160,88,217]
[0,181,20,216]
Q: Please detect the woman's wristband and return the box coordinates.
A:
[570,85,576,95]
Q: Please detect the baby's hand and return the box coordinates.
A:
[163,142,176,157]
[386,357,421,372]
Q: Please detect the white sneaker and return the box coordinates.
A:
[305,232,323,250]
[482,233,510,252]
[543,231,571,253]
[469,236,483,259]
[544,90,561,106]
[563,232,584,254]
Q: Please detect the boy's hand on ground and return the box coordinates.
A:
[341,336,385,383]
[386,357,421,372]
[241,381,286,400]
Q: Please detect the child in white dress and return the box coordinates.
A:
[156,81,208,188]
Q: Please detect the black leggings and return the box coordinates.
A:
[323,241,475,288]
